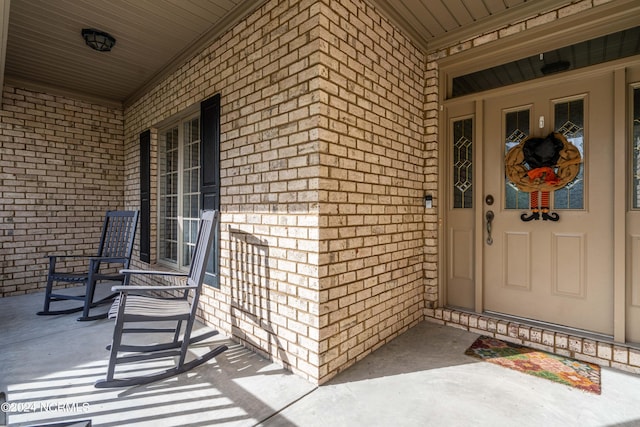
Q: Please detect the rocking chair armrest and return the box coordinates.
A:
[111,284,196,293]
[46,254,92,260]
[47,255,129,264]
[119,269,188,277]
[88,256,130,264]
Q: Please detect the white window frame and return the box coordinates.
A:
[157,112,201,271]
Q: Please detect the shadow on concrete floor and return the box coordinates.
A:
[0,291,314,427]
[3,291,640,427]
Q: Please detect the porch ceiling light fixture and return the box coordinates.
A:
[81,28,116,52]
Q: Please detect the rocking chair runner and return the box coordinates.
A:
[95,210,228,388]
[38,210,139,321]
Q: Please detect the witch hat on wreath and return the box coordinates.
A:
[505,132,582,222]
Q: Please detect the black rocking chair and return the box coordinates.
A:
[95,210,228,388]
[38,210,139,321]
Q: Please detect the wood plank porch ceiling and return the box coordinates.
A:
[2,0,563,107]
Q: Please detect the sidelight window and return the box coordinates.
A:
[453,118,473,209]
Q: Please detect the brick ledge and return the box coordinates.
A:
[425,308,640,375]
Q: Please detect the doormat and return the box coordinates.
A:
[465,335,601,394]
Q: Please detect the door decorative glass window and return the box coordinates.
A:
[505,109,530,210]
[453,118,473,209]
[553,99,585,209]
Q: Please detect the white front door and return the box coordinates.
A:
[482,72,614,335]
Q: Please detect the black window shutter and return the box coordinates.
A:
[139,129,151,263]
[200,94,221,286]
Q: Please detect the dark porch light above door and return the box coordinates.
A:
[81,28,116,52]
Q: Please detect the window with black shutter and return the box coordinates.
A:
[142,94,221,287]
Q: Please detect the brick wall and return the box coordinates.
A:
[314,0,426,382]
[0,86,124,297]
[122,0,428,384]
[123,0,327,382]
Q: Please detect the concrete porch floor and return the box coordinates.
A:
[2,291,640,427]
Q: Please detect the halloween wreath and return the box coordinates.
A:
[504,131,581,221]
